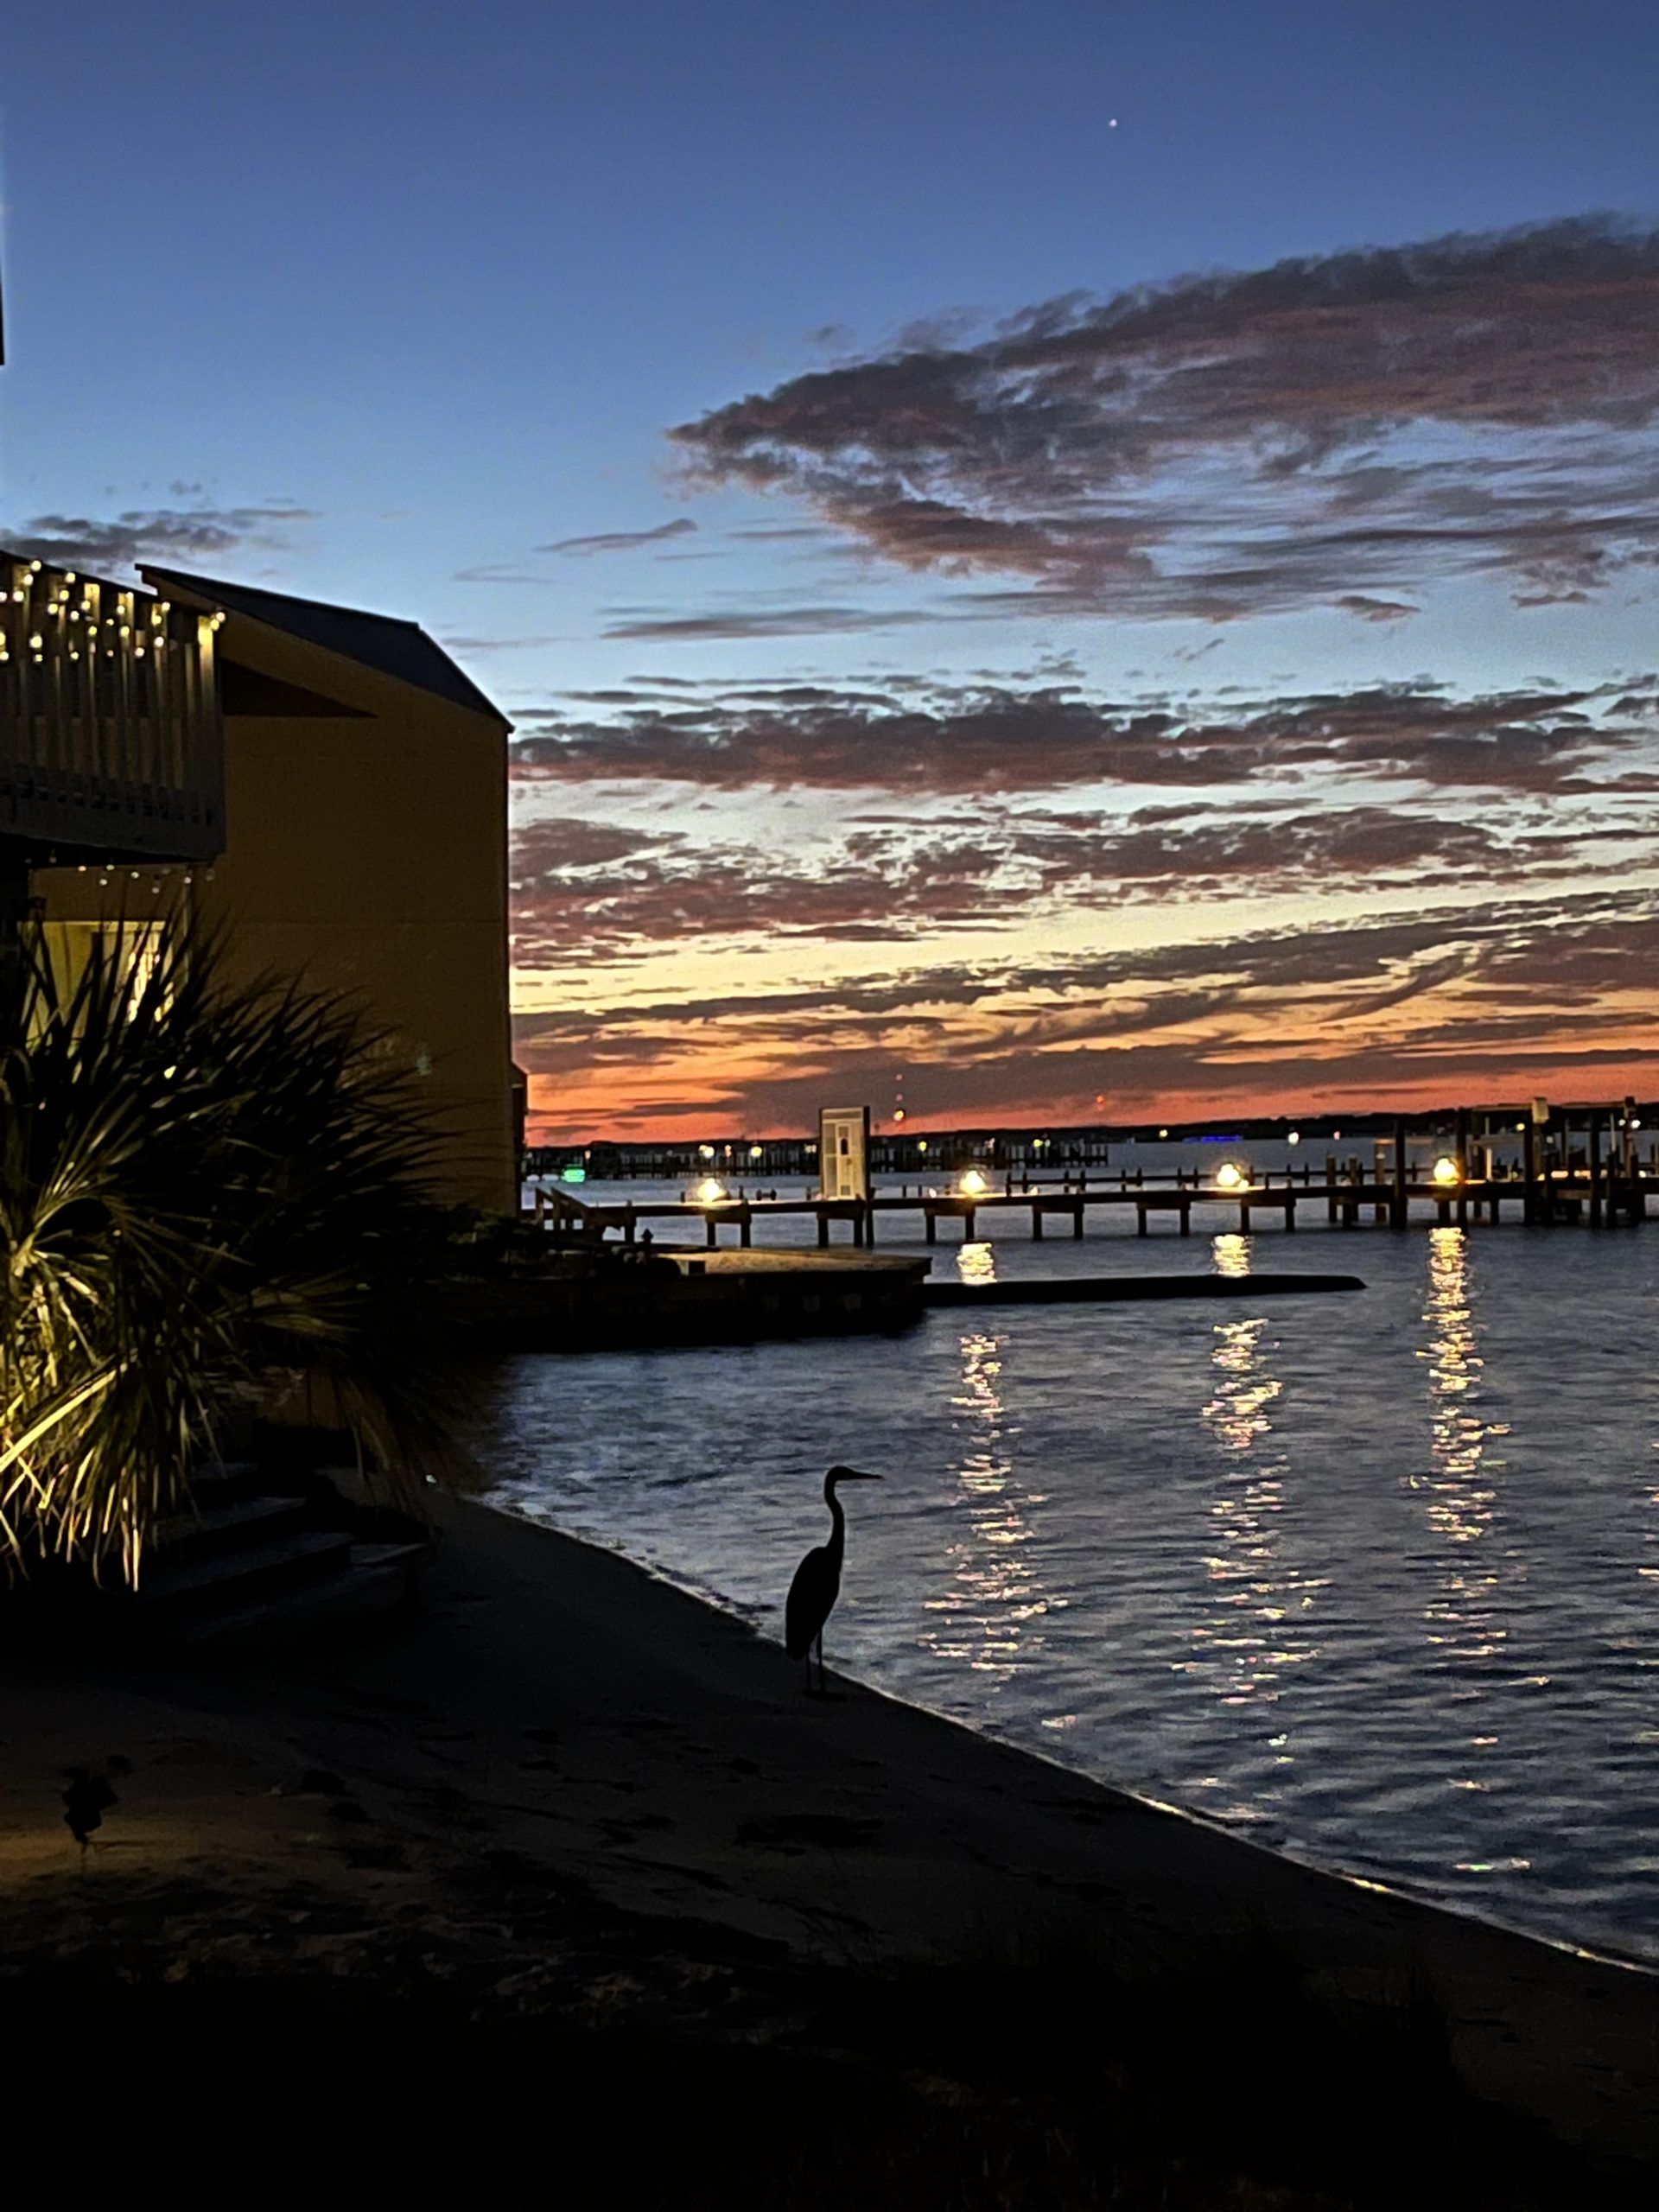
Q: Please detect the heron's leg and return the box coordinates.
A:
[814,1630,824,1694]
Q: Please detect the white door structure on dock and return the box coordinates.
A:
[818,1105,871,1200]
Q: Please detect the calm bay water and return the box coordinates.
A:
[478,1166,1659,1963]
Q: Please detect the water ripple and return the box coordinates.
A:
[476,1201,1659,1963]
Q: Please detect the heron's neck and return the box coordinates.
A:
[824,1486,847,1563]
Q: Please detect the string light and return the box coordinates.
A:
[3,558,219,856]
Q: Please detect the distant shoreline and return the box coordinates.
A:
[526,1096,1659,1170]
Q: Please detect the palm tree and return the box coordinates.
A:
[0,920,470,1586]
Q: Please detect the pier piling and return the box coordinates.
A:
[1522,1120,1540,1224]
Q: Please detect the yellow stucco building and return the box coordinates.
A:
[25,561,517,1213]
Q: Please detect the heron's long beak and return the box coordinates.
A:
[839,1469,882,1481]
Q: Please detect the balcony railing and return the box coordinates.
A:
[0,553,226,862]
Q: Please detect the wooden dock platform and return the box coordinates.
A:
[467,1246,931,1351]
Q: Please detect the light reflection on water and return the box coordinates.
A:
[1418,1228,1505,1655]
[1181,1237,1324,1811]
[921,1326,1052,1683]
[956,1238,998,1287]
[1412,1230,1532,1870]
[476,1208,1659,1962]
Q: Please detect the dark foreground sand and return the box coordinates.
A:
[3,1494,1656,2203]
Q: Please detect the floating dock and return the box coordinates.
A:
[925,1270,1364,1307]
[467,1247,1369,1354]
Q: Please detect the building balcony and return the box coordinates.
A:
[0,553,226,864]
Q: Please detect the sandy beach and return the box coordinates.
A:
[3,1493,1656,2202]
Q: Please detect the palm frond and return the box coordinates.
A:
[0,918,473,1585]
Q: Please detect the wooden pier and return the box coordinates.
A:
[531,1160,1655,1249]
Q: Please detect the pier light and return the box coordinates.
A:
[696,1177,726,1204]
[1215,1161,1250,1191]
[1433,1155,1461,1186]
[959,1167,989,1197]
[1287,1130,1300,1146]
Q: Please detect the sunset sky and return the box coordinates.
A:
[4,1,1657,1137]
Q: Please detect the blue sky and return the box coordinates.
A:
[5,3,1657,1132]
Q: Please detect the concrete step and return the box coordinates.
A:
[168,1541,430,1647]
[185,1459,271,1505]
[155,1495,308,1558]
[139,1529,353,1611]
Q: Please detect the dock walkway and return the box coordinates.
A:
[532,1167,1654,1249]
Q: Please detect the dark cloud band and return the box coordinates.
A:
[670,216,1659,621]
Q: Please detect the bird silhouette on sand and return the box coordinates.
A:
[785,1465,881,1694]
[61,1758,130,1853]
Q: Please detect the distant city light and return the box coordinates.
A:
[749,1144,763,1159]
[1215,1161,1250,1191]
[1287,1130,1300,1146]
[698,1144,715,1160]
[1158,1127,1168,1139]
[1433,1156,1461,1185]
[893,1109,906,1122]
[959,1168,989,1197]
[918,1139,929,1153]
[696,1177,726,1204]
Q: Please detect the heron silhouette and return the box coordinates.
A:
[785,1465,881,1694]
[61,1765,120,1853]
